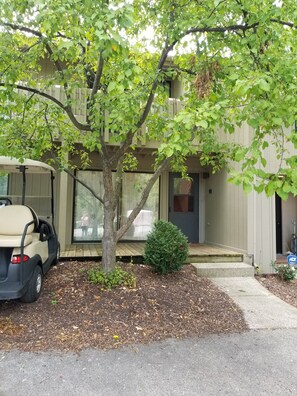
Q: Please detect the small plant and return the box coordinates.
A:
[273,262,297,282]
[144,220,189,274]
[50,292,58,306]
[87,265,136,289]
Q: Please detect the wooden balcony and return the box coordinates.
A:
[45,86,182,147]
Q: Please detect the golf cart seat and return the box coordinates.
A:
[0,205,39,248]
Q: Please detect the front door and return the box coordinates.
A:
[168,173,199,243]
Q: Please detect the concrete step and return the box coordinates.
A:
[187,254,243,264]
[191,262,255,278]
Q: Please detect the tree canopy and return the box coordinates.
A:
[0,0,297,270]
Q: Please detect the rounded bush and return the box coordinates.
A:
[144,220,189,274]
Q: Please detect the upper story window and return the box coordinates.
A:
[163,80,173,98]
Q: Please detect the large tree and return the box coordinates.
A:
[0,0,296,272]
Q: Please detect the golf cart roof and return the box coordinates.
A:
[0,156,55,173]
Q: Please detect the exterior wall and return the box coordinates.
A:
[199,176,206,243]
[204,170,247,253]
[215,123,297,272]
[262,128,297,174]
[204,169,278,273]
[55,169,74,250]
[247,191,276,273]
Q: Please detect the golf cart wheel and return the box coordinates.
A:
[20,265,43,303]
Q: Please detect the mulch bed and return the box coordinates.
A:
[0,261,247,352]
[257,274,297,309]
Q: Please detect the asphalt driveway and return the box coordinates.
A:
[1,329,297,396]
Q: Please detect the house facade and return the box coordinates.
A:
[2,76,296,274]
[53,145,296,274]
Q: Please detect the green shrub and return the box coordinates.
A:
[87,265,136,289]
[144,220,189,274]
[273,262,296,282]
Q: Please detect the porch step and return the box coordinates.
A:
[187,254,243,264]
[191,262,255,278]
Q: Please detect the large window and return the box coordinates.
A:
[73,171,159,242]
[73,171,105,242]
[121,173,159,240]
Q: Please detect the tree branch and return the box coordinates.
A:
[270,19,296,29]
[116,156,171,241]
[91,52,104,100]
[62,167,104,205]
[0,40,41,78]
[2,22,42,37]
[182,22,260,38]
[137,44,174,129]
[2,22,78,125]
[0,83,91,131]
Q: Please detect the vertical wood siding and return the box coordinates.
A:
[205,170,247,252]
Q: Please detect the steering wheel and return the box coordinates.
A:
[0,197,12,207]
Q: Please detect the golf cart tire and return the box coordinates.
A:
[20,265,43,303]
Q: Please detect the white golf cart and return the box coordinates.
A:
[0,156,60,302]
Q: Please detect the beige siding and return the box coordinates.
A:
[218,123,297,174]
[217,122,251,146]
[247,191,276,273]
[205,170,247,252]
[56,169,74,248]
[262,129,297,174]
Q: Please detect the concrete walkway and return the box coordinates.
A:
[211,276,297,330]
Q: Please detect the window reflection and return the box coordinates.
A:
[73,171,105,242]
[73,171,159,242]
[121,173,159,240]
[173,178,194,212]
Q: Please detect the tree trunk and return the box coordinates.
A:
[101,211,117,273]
[101,160,117,273]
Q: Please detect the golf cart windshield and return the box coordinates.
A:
[0,156,55,221]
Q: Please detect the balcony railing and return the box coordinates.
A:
[45,86,182,147]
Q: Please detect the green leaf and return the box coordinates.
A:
[258,79,270,92]
[234,148,247,162]
[276,189,288,200]
[229,73,239,81]
[107,81,117,93]
[196,120,208,129]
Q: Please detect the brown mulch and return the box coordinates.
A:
[257,274,297,309]
[0,261,247,352]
